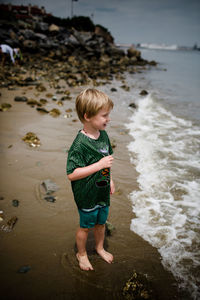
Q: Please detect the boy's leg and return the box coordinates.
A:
[94,224,113,264]
[76,227,94,271]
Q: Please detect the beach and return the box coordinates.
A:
[0,64,180,300]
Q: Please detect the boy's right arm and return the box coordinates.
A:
[67,155,113,181]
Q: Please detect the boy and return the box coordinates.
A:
[67,88,115,271]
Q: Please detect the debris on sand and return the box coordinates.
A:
[122,271,155,300]
[12,199,19,207]
[42,179,59,194]
[49,108,61,117]
[0,103,12,111]
[17,265,31,273]
[22,132,41,147]
[40,179,59,203]
[1,216,18,232]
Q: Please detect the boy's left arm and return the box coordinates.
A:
[110,175,115,195]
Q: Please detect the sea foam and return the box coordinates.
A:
[126,94,200,299]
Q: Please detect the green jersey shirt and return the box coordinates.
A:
[67,130,113,209]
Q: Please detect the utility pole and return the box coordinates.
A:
[71,0,78,18]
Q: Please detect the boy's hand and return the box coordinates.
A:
[98,155,114,169]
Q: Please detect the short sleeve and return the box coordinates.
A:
[67,149,86,175]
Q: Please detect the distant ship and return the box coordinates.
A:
[137,43,199,51]
[137,43,179,50]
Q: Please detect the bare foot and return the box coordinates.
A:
[96,248,113,264]
[76,253,94,271]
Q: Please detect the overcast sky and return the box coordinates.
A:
[1,0,200,46]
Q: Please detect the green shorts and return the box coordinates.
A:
[78,205,109,228]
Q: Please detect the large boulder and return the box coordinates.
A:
[127,45,141,58]
[23,39,37,50]
[49,24,60,32]
[95,25,114,44]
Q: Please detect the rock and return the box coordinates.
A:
[39,99,48,105]
[36,107,49,113]
[27,99,41,106]
[110,88,117,92]
[17,266,31,273]
[23,29,36,40]
[49,108,61,117]
[0,210,4,222]
[44,195,56,203]
[127,46,141,59]
[111,139,117,149]
[129,103,137,109]
[23,39,37,50]
[95,25,114,43]
[140,90,148,96]
[34,21,49,32]
[120,85,130,91]
[36,84,46,92]
[46,93,54,98]
[22,132,41,147]
[14,96,28,102]
[149,60,157,66]
[49,24,60,32]
[0,103,12,111]
[12,200,19,207]
[52,95,57,101]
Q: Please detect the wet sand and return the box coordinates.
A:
[0,72,180,299]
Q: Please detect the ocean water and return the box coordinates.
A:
[125,49,200,299]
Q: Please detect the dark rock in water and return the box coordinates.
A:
[120,85,130,91]
[129,103,137,109]
[17,265,31,273]
[122,271,155,300]
[149,60,157,66]
[140,90,148,96]
[14,96,28,102]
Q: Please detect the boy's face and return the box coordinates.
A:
[85,107,111,131]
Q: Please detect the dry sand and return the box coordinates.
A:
[0,70,180,300]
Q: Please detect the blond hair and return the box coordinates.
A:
[75,88,114,123]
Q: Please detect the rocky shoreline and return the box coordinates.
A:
[0,4,157,90]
